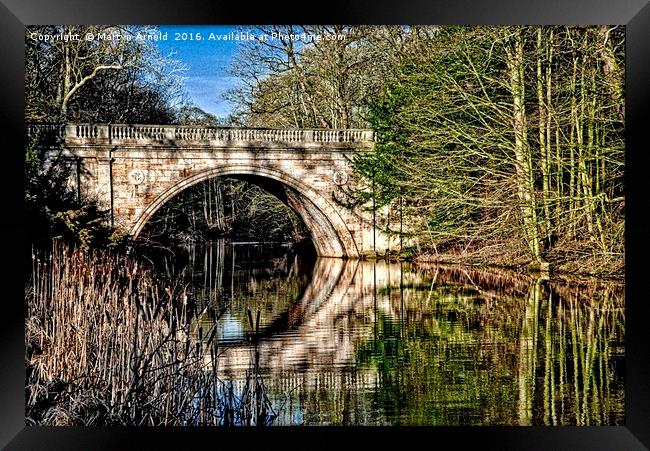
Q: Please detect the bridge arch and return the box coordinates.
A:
[129,165,360,258]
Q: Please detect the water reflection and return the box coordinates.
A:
[167,242,624,426]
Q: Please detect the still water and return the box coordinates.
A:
[157,241,624,426]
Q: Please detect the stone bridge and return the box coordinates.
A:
[28,123,403,258]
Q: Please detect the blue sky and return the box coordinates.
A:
[156,25,242,118]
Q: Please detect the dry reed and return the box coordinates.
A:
[25,243,276,426]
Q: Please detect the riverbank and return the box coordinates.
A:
[364,239,624,280]
[414,250,624,280]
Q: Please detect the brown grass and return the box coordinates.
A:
[25,243,276,426]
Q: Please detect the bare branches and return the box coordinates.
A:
[25,25,186,123]
[355,26,624,272]
[61,64,123,116]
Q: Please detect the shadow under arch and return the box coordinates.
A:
[129,165,359,258]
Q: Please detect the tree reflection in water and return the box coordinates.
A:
[178,242,624,426]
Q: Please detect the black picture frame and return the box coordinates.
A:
[2,0,648,449]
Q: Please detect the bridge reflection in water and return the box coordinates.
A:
[173,243,624,426]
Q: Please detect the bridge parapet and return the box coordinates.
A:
[27,123,375,148]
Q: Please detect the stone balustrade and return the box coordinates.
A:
[27,123,375,147]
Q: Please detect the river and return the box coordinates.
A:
[151,240,625,426]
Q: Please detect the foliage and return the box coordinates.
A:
[52,205,128,250]
[25,134,126,250]
[227,25,624,272]
[25,138,75,248]
[355,26,624,269]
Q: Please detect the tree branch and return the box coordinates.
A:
[61,64,123,115]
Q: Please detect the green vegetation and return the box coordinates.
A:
[357,27,624,275]
[230,26,624,276]
[25,135,124,250]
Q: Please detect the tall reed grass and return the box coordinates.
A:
[25,243,276,426]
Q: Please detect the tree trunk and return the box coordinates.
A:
[537,28,552,246]
[506,29,543,263]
